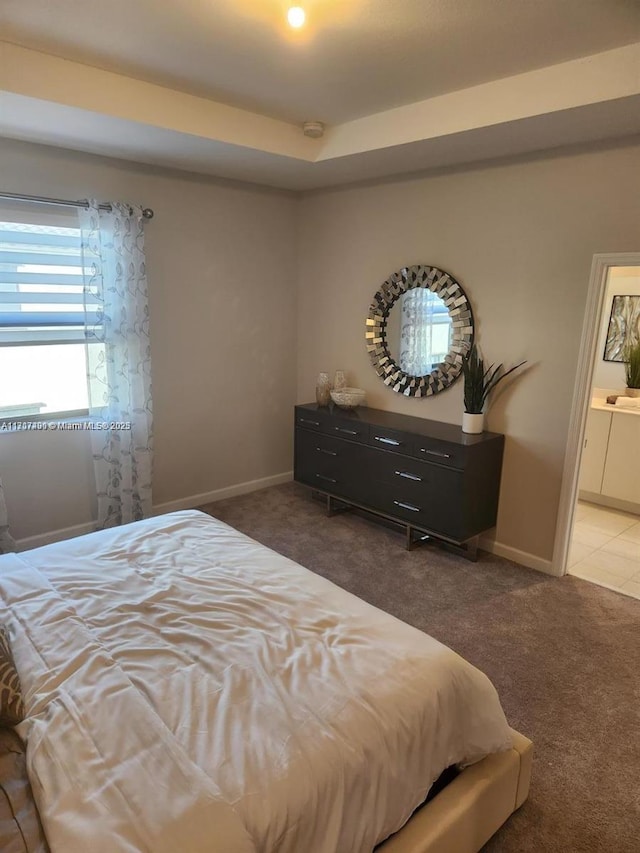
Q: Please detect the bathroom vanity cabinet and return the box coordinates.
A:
[579,406,640,509]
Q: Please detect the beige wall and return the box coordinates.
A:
[297,143,640,563]
[2,137,639,562]
[0,138,298,540]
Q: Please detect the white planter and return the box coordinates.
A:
[624,387,640,398]
[462,412,484,434]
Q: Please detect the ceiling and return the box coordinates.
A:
[0,1,639,190]
[2,0,639,124]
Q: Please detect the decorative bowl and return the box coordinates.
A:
[330,387,366,409]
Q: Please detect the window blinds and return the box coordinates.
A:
[0,221,100,345]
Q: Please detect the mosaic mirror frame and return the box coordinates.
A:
[365,265,474,397]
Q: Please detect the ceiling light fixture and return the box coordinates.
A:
[287,6,306,28]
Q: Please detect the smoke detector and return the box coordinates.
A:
[303,121,325,139]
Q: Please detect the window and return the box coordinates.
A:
[0,213,100,419]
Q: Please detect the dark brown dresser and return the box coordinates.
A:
[294,403,505,558]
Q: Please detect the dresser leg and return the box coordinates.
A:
[406,526,431,551]
[464,536,479,561]
[326,494,352,517]
[406,527,479,561]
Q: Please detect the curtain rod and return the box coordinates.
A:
[0,191,154,220]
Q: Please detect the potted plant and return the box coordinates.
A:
[624,341,640,397]
[462,344,526,434]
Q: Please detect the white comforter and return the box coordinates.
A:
[0,510,512,853]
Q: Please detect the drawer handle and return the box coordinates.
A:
[299,418,320,426]
[316,447,337,457]
[375,436,401,446]
[395,470,422,482]
[316,473,338,484]
[420,448,451,459]
[334,427,358,435]
[393,500,421,513]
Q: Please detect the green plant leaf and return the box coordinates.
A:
[462,343,526,413]
[624,341,640,388]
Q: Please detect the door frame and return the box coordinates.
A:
[553,252,640,576]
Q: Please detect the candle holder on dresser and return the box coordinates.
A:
[315,372,331,407]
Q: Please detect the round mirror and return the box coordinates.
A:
[365,265,474,397]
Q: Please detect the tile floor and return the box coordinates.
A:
[568,501,640,600]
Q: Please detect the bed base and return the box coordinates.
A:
[377,729,532,853]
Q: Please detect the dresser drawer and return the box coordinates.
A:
[328,418,367,442]
[295,411,326,432]
[294,429,363,500]
[296,429,353,463]
[367,425,411,455]
[296,409,367,441]
[372,489,463,540]
[295,454,356,494]
[368,450,461,497]
[410,436,465,469]
[364,446,464,538]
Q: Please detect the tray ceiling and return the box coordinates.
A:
[2,0,639,123]
[1,1,639,190]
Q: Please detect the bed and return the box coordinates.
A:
[0,510,532,852]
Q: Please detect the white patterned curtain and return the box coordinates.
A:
[0,477,15,553]
[80,201,153,529]
[399,288,452,375]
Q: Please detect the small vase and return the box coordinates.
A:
[316,372,331,406]
[624,387,640,397]
[333,370,346,391]
[462,412,484,434]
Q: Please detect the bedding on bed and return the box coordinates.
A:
[0,510,512,853]
[0,728,49,853]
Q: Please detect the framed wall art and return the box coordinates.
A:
[603,294,640,362]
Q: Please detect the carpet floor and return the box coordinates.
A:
[200,482,639,853]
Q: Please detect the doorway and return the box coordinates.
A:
[554,254,640,599]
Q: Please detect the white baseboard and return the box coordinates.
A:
[578,490,640,516]
[17,519,97,552]
[480,536,556,576]
[15,471,293,551]
[152,471,293,516]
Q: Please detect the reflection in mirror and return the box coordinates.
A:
[386,289,452,376]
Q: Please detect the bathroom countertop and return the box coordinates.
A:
[591,399,640,417]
